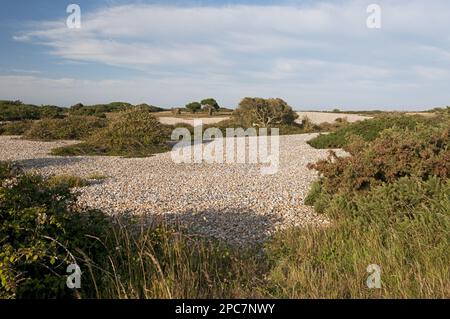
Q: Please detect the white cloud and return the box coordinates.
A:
[7,0,450,109]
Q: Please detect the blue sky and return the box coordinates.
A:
[1,0,450,110]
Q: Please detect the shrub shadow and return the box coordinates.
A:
[15,157,84,169]
[150,206,283,246]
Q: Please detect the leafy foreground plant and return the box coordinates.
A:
[52,108,171,157]
[0,162,263,299]
[0,162,110,299]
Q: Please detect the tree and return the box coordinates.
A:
[185,102,201,114]
[233,97,298,127]
[201,98,219,111]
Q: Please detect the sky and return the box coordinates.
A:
[0,0,449,110]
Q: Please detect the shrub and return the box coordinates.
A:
[22,116,107,141]
[0,162,263,299]
[136,103,165,113]
[232,97,298,128]
[0,101,65,121]
[307,122,450,207]
[37,105,65,119]
[0,121,34,136]
[201,98,220,111]
[0,162,110,298]
[69,102,134,117]
[186,102,202,114]
[0,101,40,121]
[308,115,431,149]
[52,108,171,157]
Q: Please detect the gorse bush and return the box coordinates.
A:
[307,121,450,201]
[307,114,433,149]
[22,116,107,141]
[52,108,171,157]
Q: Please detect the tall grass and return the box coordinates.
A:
[266,178,450,298]
[79,218,265,299]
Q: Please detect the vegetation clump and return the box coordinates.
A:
[0,101,65,121]
[52,108,171,157]
[69,102,165,117]
[22,116,107,141]
[232,97,298,128]
[0,121,34,136]
[307,114,434,149]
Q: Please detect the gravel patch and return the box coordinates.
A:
[158,112,370,127]
[0,134,345,245]
[296,112,371,124]
[158,117,230,126]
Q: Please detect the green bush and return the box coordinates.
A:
[23,116,107,141]
[0,162,262,299]
[0,101,65,121]
[185,102,202,114]
[0,101,40,121]
[69,102,132,117]
[69,102,165,117]
[0,162,110,298]
[307,122,450,203]
[308,115,432,149]
[0,121,34,136]
[232,97,298,128]
[52,108,170,157]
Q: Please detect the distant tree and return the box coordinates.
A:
[172,108,181,115]
[332,108,341,113]
[201,98,220,111]
[70,103,84,110]
[233,97,298,127]
[185,102,201,114]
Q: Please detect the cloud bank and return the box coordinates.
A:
[4,0,450,109]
